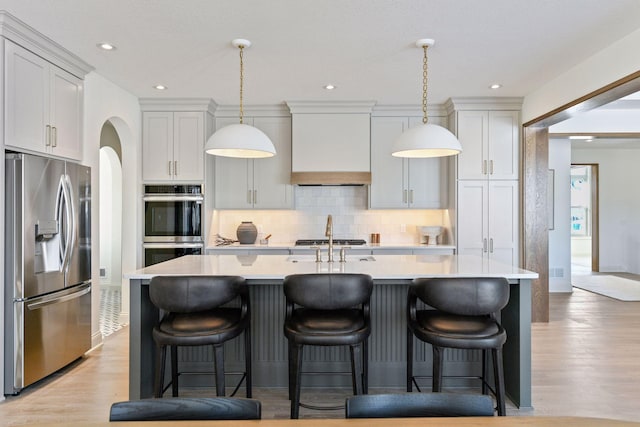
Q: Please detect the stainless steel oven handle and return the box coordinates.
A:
[143,196,203,202]
[143,243,204,249]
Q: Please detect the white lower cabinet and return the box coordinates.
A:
[214,116,293,209]
[370,116,447,208]
[457,180,519,266]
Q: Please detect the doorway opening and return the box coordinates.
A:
[99,121,124,337]
[570,164,599,275]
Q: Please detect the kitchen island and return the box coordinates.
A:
[126,254,537,409]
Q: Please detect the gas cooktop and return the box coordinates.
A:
[294,239,367,246]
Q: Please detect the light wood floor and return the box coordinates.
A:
[1,288,639,425]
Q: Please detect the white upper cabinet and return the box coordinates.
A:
[455,110,519,180]
[370,115,447,209]
[4,39,83,160]
[142,111,205,182]
[214,116,293,209]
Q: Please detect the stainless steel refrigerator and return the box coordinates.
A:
[4,152,91,395]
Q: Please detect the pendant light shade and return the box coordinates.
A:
[205,39,276,158]
[391,39,462,158]
[391,123,461,158]
[205,123,276,158]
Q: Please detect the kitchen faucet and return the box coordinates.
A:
[325,214,334,262]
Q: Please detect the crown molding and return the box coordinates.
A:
[286,100,376,114]
[445,97,524,114]
[0,11,93,78]
[139,98,218,114]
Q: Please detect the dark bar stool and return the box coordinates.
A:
[406,277,509,416]
[345,392,494,418]
[109,397,261,421]
[283,273,373,419]
[149,275,251,398]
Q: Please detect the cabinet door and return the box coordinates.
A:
[370,117,408,208]
[488,180,519,265]
[4,40,49,154]
[456,111,488,180]
[142,112,173,181]
[407,116,446,208]
[457,180,489,257]
[488,111,519,180]
[49,66,83,160]
[214,117,252,208]
[173,112,204,181]
[252,117,293,209]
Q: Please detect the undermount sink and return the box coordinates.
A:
[286,255,376,263]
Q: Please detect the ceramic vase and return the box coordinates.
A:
[236,221,258,244]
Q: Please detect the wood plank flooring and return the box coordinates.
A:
[1,288,639,425]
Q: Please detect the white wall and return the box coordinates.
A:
[523,27,640,123]
[548,140,572,292]
[571,147,640,273]
[83,72,140,345]
[99,146,122,287]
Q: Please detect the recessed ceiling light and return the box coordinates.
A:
[324,84,336,90]
[97,43,116,51]
[489,83,502,89]
[153,85,168,90]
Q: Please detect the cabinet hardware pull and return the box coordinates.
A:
[168,161,172,176]
[490,160,494,175]
[46,125,51,146]
[483,238,488,253]
[174,160,178,176]
[253,190,257,204]
[52,127,57,147]
[483,160,487,175]
[403,190,407,204]
[409,189,414,204]
[247,190,252,204]
[490,238,494,253]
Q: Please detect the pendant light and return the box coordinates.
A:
[205,39,276,158]
[391,39,462,158]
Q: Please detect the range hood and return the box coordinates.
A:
[287,101,375,185]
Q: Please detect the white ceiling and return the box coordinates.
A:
[1,0,640,107]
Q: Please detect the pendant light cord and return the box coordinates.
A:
[422,44,429,125]
[239,45,245,124]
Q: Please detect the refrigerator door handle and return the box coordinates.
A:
[55,176,68,271]
[55,175,73,273]
[64,174,77,271]
[26,283,91,310]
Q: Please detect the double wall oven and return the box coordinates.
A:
[143,184,203,266]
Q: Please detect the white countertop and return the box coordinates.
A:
[126,254,538,281]
[205,242,457,251]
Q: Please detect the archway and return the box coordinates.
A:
[99,121,123,336]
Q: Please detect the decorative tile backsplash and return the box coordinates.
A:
[210,186,450,245]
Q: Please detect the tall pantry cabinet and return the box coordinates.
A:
[447,98,523,266]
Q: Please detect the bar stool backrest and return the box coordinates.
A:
[284,273,373,309]
[109,397,261,421]
[411,277,509,316]
[149,275,246,313]
[345,392,494,418]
